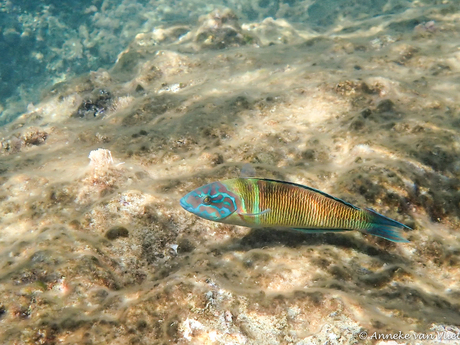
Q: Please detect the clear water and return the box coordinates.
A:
[0,0,459,344]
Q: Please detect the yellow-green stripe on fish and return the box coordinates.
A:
[180,178,410,242]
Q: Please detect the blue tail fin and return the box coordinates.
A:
[362,208,410,243]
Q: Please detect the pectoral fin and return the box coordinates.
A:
[238,208,271,217]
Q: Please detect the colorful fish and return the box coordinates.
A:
[180,178,410,242]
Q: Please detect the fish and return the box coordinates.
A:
[180,178,410,242]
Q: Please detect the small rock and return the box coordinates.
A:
[376,99,395,113]
[195,9,253,50]
[68,220,82,230]
[105,226,129,240]
[22,128,48,146]
[177,238,195,253]
[361,108,372,118]
[73,89,112,119]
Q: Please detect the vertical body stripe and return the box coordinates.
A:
[253,180,260,225]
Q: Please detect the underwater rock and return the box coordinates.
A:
[73,89,112,119]
[2,4,460,344]
[242,17,305,46]
[2,28,20,45]
[376,99,395,113]
[105,226,129,240]
[194,8,256,50]
[22,127,48,146]
[151,25,191,44]
[0,126,48,153]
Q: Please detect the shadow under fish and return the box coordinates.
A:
[180,178,411,243]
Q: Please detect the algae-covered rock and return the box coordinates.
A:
[106,226,129,240]
[194,8,256,50]
[1,3,460,345]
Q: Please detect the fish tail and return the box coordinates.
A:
[361,208,410,243]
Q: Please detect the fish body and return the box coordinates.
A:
[180,178,410,242]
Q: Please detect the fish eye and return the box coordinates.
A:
[203,196,212,205]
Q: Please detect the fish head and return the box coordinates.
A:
[180,181,238,221]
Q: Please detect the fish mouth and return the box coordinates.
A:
[179,197,189,211]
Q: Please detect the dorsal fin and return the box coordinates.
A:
[249,178,360,210]
[240,163,256,177]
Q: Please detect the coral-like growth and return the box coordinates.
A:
[76,149,124,204]
[88,148,114,170]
